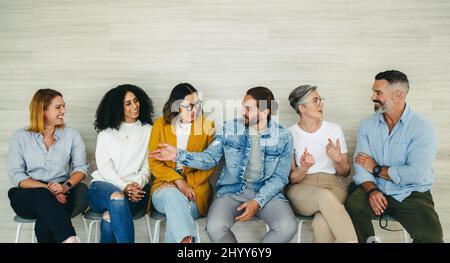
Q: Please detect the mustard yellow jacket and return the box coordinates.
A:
[148,116,216,216]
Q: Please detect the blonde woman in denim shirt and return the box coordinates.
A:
[7,89,88,243]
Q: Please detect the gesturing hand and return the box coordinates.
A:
[149,144,178,161]
[326,138,344,163]
[300,148,315,171]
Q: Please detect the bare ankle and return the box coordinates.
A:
[180,236,193,243]
[62,236,80,243]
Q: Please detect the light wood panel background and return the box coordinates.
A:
[1,0,449,242]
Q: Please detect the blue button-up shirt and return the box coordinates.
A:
[7,127,89,187]
[353,105,437,202]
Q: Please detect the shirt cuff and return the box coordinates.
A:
[13,174,30,188]
[174,149,187,164]
[388,166,401,185]
[116,180,129,192]
[71,169,87,178]
[254,196,266,210]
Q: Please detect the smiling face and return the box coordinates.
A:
[123,91,140,123]
[43,95,65,128]
[371,79,396,113]
[297,90,324,120]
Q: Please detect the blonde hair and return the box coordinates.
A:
[27,89,64,133]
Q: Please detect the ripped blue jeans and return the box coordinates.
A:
[87,181,149,243]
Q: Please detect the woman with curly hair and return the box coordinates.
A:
[87,84,154,243]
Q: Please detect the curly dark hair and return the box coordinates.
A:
[94,84,154,132]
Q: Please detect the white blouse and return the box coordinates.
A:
[175,120,191,170]
[91,120,152,190]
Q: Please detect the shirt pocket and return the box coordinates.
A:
[263,147,282,176]
[264,145,282,156]
[223,143,242,169]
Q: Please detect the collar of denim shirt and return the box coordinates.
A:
[244,118,282,142]
[32,127,63,141]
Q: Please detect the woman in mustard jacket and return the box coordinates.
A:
[148,83,215,243]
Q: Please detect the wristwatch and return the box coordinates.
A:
[63,181,73,192]
[372,165,382,177]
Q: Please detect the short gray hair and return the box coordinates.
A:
[375,70,409,97]
[288,85,317,113]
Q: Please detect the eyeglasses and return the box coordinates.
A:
[179,100,202,111]
[302,96,325,106]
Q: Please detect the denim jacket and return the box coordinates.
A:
[176,118,293,208]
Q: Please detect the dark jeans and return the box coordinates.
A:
[8,184,84,243]
[86,181,149,243]
[345,187,443,243]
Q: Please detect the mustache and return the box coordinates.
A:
[372,100,382,104]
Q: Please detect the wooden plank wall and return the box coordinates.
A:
[1,0,449,242]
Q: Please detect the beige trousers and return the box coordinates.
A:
[286,172,357,243]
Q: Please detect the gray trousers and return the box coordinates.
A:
[205,188,297,243]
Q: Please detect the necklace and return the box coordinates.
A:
[123,122,137,140]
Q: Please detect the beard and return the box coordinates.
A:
[373,100,387,113]
[244,115,259,127]
[374,104,385,113]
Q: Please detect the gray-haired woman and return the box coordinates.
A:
[286,85,357,243]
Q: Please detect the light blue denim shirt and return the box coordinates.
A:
[7,126,89,187]
[175,118,294,208]
[353,105,437,202]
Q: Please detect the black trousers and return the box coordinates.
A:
[8,185,81,243]
[346,188,443,243]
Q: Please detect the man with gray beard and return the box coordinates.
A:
[345,70,443,243]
